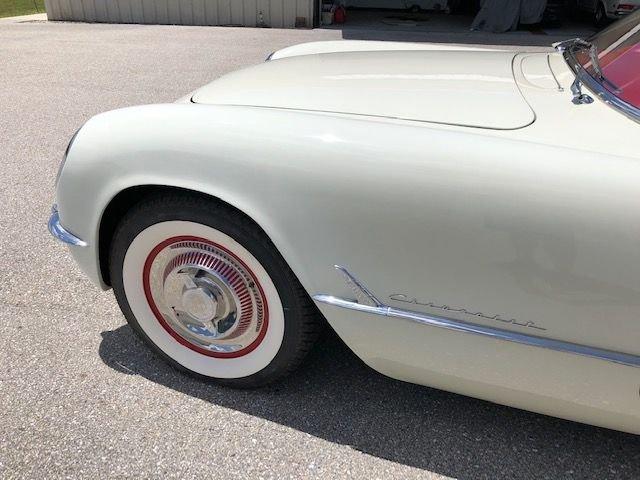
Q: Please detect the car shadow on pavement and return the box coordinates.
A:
[99,325,640,479]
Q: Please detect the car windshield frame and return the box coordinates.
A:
[558,10,640,124]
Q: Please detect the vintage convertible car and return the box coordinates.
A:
[50,13,640,433]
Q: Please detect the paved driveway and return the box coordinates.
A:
[1,19,638,479]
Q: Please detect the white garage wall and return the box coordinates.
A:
[44,0,315,28]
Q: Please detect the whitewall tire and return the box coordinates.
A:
[109,193,321,387]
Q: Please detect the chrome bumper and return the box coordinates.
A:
[48,205,87,247]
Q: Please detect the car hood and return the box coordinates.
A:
[191,50,535,130]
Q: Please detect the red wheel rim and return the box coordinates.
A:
[142,235,269,358]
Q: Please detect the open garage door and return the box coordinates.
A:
[345,0,450,12]
[318,1,574,32]
[471,0,547,32]
[318,0,458,28]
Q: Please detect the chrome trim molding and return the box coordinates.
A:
[48,205,87,247]
[569,77,594,105]
[575,66,640,123]
[334,265,383,308]
[313,266,640,368]
[557,39,640,124]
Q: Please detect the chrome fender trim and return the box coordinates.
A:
[313,266,640,368]
[48,205,87,247]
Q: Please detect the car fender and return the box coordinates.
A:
[56,101,523,295]
[55,102,640,433]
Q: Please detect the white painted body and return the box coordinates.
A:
[55,42,640,434]
[268,40,502,60]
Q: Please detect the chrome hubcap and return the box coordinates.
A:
[144,237,268,357]
[181,287,217,323]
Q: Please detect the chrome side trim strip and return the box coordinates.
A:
[48,205,87,247]
[334,265,383,308]
[313,266,640,368]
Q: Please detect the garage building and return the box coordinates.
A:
[44,1,580,31]
[44,0,319,28]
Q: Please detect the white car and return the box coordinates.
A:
[50,13,640,433]
[575,0,640,25]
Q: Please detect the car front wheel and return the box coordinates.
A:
[109,193,321,387]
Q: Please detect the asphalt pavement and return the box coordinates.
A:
[0,18,639,479]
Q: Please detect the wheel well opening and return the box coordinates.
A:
[98,185,263,287]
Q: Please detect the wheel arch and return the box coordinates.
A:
[98,184,284,288]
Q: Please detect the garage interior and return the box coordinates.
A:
[44,0,602,40]
[317,1,598,41]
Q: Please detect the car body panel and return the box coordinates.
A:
[268,40,502,61]
[54,44,640,433]
[192,50,534,130]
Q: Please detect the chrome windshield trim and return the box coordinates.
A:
[48,205,87,247]
[576,65,640,124]
[559,40,640,124]
[313,266,640,368]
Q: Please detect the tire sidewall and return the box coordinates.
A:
[109,196,307,385]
